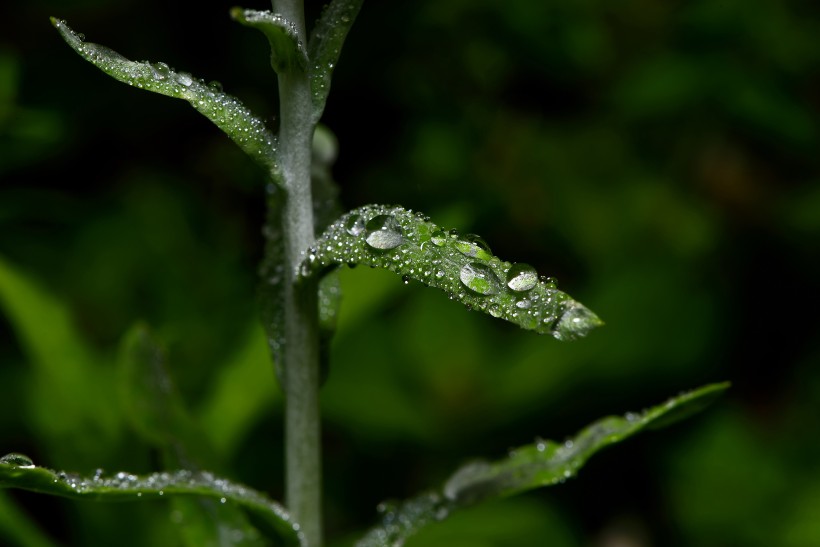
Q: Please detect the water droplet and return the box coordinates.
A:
[507,263,538,292]
[459,262,501,295]
[402,275,410,285]
[175,72,193,87]
[454,234,493,261]
[220,497,227,504]
[344,214,365,236]
[365,215,403,251]
[515,297,532,309]
[430,230,447,246]
[152,62,171,80]
[208,80,223,92]
[541,275,558,288]
[0,453,34,468]
[489,304,502,318]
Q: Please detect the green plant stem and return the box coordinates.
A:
[273,1,322,545]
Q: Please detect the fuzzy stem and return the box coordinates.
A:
[273,0,322,545]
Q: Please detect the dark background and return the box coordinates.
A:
[1,0,819,545]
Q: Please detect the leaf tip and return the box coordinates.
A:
[551,300,604,341]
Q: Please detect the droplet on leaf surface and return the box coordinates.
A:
[455,234,493,261]
[0,453,35,468]
[365,215,403,250]
[459,262,502,295]
[506,263,538,292]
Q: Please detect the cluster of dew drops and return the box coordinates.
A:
[301,205,570,334]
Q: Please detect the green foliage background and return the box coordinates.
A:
[1,0,819,545]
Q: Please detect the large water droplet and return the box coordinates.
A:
[0,453,35,468]
[430,230,447,246]
[344,214,365,236]
[152,62,171,80]
[459,262,501,295]
[506,263,538,292]
[175,72,193,87]
[454,234,493,261]
[365,215,403,250]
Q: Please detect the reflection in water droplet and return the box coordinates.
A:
[454,234,493,260]
[344,214,365,236]
[0,453,35,468]
[365,215,403,250]
[489,304,502,317]
[507,263,538,292]
[430,230,447,246]
[152,62,171,80]
[459,262,501,295]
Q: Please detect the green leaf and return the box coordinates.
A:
[356,383,729,546]
[299,205,603,340]
[0,461,305,546]
[50,18,280,178]
[119,325,267,547]
[231,8,308,74]
[307,0,363,123]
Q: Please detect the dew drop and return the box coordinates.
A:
[541,275,558,288]
[515,298,532,309]
[208,80,223,92]
[344,214,365,236]
[175,72,193,87]
[402,275,410,285]
[365,215,403,251]
[430,230,447,246]
[454,234,493,261]
[506,263,538,292]
[459,262,501,295]
[0,453,35,468]
[489,304,502,318]
[152,62,171,80]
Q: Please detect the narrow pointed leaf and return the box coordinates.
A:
[356,383,729,546]
[51,18,280,177]
[0,461,304,546]
[307,0,363,123]
[231,8,308,74]
[298,205,603,340]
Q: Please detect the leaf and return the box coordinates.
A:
[307,0,364,123]
[119,325,266,547]
[298,205,603,341]
[231,8,308,74]
[50,18,280,178]
[0,462,304,546]
[355,382,730,546]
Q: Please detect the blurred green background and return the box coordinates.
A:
[1,0,819,545]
